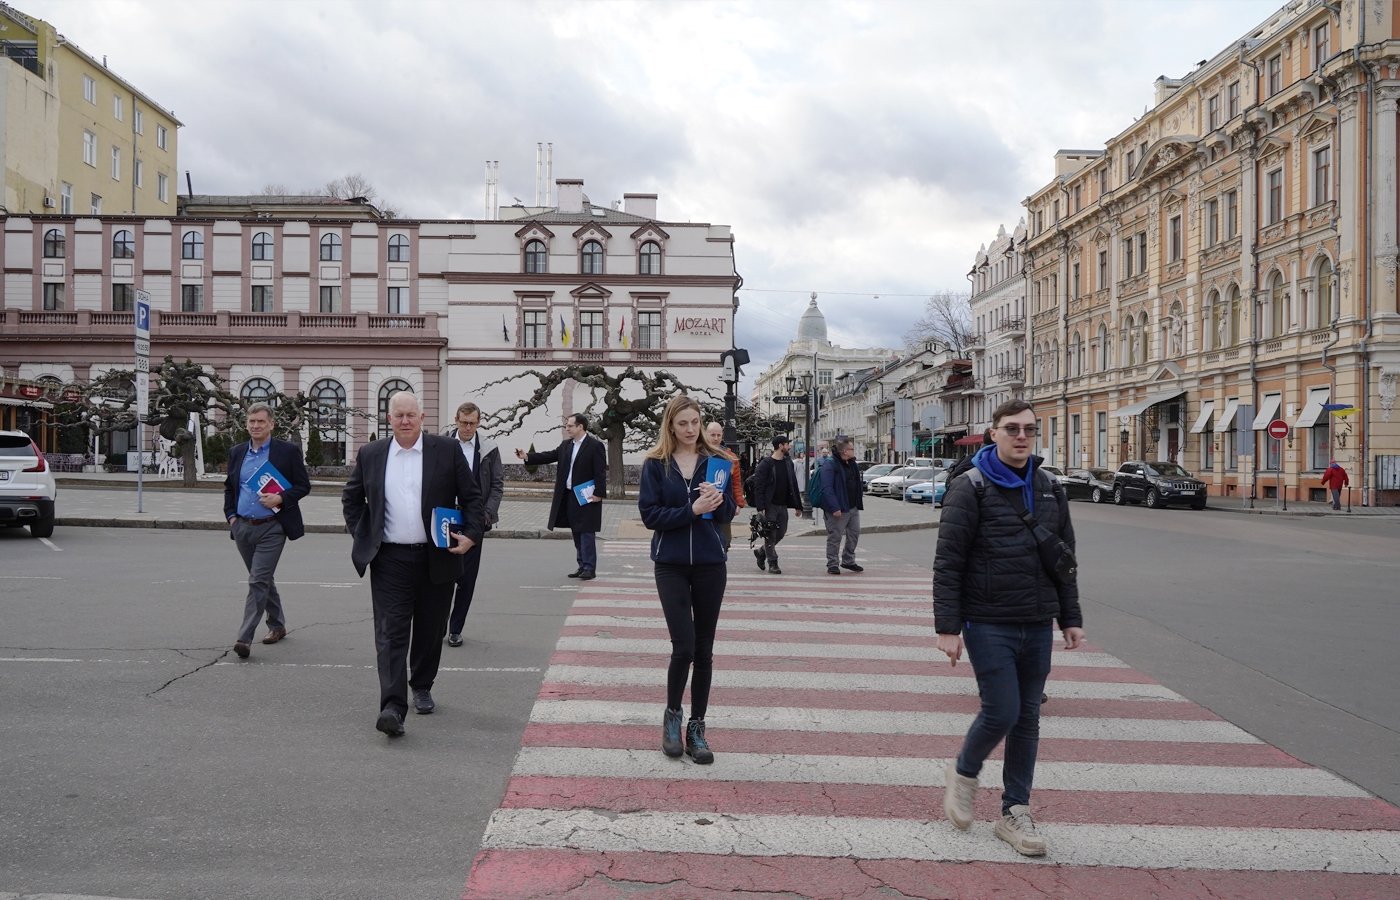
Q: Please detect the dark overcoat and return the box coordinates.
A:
[525,434,607,533]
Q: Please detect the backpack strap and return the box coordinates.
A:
[963,467,987,500]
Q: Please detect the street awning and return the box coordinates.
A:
[1189,400,1215,434]
[1251,394,1283,429]
[1294,387,1331,428]
[1214,398,1240,433]
[1111,388,1185,419]
[0,397,54,409]
[954,434,985,446]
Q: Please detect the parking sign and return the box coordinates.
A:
[135,291,151,339]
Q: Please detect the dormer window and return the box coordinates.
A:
[639,240,662,275]
[580,240,604,275]
[524,239,548,273]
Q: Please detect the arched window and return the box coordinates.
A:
[638,240,662,275]
[319,233,342,262]
[1138,313,1151,362]
[524,239,547,274]
[251,231,274,261]
[182,230,204,260]
[387,234,410,262]
[1050,338,1060,381]
[1269,271,1286,337]
[1314,258,1334,328]
[1097,324,1110,370]
[1229,285,1243,345]
[43,229,66,259]
[580,239,604,275]
[112,229,135,259]
[1074,333,1085,377]
[1122,326,1133,365]
[376,379,413,439]
[309,378,347,464]
[1206,290,1222,350]
[240,377,277,406]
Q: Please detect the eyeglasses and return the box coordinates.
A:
[998,424,1038,437]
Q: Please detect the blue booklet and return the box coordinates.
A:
[431,506,463,549]
[573,479,596,506]
[702,455,732,519]
[243,458,291,496]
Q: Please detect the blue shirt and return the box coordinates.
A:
[236,441,272,519]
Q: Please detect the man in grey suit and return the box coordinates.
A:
[446,401,505,647]
[342,391,485,738]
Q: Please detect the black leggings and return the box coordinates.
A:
[654,561,727,718]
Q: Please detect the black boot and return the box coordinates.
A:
[685,718,714,764]
[662,707,684,758]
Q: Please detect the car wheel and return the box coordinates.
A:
[30,509,55,538]
[1191,498,1206,510]
[1144,489,1160,509]
[1091,487,1104,504]
[1113,486,1125,505]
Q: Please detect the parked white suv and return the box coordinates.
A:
[0,431,57,538]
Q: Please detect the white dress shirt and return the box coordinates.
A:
[458,434,476,472]
[565,437,583,489]
[383,434,429,544]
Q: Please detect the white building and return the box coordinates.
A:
[967,220,1028,435]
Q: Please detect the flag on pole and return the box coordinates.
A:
[618,315,626,349]
[559,315,570,347]
[502,315,509,343]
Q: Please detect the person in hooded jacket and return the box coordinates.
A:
[934,398,1085,857]
[638,394,737,765]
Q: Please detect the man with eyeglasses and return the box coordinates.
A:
[933,399,1085,857]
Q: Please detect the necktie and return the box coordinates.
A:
[473,439,481,473]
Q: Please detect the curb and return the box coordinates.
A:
[54,517,572,538]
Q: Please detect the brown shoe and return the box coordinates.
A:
[261,628,287,645]
[232,641,251,659]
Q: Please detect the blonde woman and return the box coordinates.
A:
[637,395,736,763]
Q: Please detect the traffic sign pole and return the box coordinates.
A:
[1266,419,1289,510]
[134,291,151,513]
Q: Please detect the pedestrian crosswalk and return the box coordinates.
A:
[464,540,1400,897]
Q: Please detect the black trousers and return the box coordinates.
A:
[369,544,454,716]
[654,561,727,719]
[762,507,790,564]
[447,540,484,635]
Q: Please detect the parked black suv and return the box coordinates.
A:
[1112,460,1208,510]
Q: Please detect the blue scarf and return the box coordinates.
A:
[972,445,1036,514]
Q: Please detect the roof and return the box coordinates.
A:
[508,202,669,226]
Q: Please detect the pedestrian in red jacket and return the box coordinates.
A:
[1320,461,1349,510]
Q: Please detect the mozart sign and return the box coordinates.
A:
[672,315,727,338]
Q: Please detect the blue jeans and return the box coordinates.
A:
[955,621,1054,813]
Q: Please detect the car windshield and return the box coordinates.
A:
[907,468,934,479]
[1147,463,1193,477]
[887,467,912,477]
[1090,469,1116,480]
[865,465,895,476]
[1040,465,1063,475]
[0,435,37,457]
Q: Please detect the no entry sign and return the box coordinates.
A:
[1266,419,1289,440]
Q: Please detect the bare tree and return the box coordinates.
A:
[321,173,399,218]
[906,290,976,356]
[258,183,292,196]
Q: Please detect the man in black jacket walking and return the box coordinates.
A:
[516,413,607,580]
[750,435,803,575]
[934,399,1084,857]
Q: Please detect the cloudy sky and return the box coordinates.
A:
[29,0,1279,386]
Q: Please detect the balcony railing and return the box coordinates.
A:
[996,317,1025,334]
[0,309,443,340]
[997,366,1026,383]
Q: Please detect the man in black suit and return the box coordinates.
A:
[751,434,804,575]
[342,391,485,738]
[515,413,607,580]
[445,400,505,647]
[222,402,312,659]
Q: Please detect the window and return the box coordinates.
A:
[1228,81,1241,118]
[182,230,204,260]
[1201,429,1215,471]
[1208,94,1220,130]
[309,378,347,465]
[43,283,64,310]
[251,231,273,261]
[387,286,408,314]
[1206,198,1219,247]
[83,74,96,103]
[1267,55,1282,96]
[180,284,204,312]
[90,193,102,215]
[638,241,662,275]
[580,240,604,275]
[1313,23,1330,71]
[1169,215,1182,261]
[1096,411,1107,467]
[134,108,144,135]
[157,173,168,203]
[1126,149,1135,178]
[1070,415,1082,465]
[60,183,72,215]
[111,146,121,180]
[1098,168,1108,195]
[523,310,548,347]
[113,95,123,121]
[251,285,273,312]
[1097,249,1108,289]
[524,239,547,273]
[134,159,143,187]
[82,130,96,166]
[1312,146,1331,206]
[1309,414,1331,471]
[1225,190,1238,237]
[1071,263,1080,301]
[1315,258,1334,326]
[578,310,604,348]
[1122,237,1135,277]
[42,229,65,258]
[1137,231,1147,273]
[1210,291,1227,348]
[112,229,135,258]
[318,285,341,313]
[1267,169,1283,224]
[376,379,413,438]
[1269,273,1287,336]
[156,125,168,150]
[112,283,134,311]
[637,310,662,349]
[240,377,276,405]
[387,234,410,262]
[319,233,342,262]
[1072,185,1082,213]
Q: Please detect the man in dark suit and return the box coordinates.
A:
[515,413,607,580]
[342,391,485,738]
[222,402,312,659]
[751,435,804,575]
[445,400,505,647]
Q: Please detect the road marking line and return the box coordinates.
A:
[38,537,62,551]
[556,637,1128,667]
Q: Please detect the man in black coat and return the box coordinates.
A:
[342,391,485,738]
[222,402,312,659]
[750,435,803,575]
[516,413,607,580]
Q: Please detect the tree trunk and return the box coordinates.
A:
[181,441,197,487]
[606,427,627,498]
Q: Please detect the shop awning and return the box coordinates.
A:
[1111,387,1185,419]
[954,434,985,446]
[1294,387,1331,428]
[1214,398,1240,433]
[1189,400,1215,434]
[0,397,54,409]
[1251,394,1283,429]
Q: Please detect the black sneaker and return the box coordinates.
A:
[827,566,841,575]
[446,633,463,647]
[768,565,782,575]
[840,563,864,573]
[754,549,766,571]
[412,689,435,715]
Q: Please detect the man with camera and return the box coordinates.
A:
[933,399,1084,857]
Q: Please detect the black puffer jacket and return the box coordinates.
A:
[933,458,1082,634]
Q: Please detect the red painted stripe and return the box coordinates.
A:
[463,848,1400,899]
[535,683,1214,721]
[547,650,1158,684]
[571,605,935,626]
[520,723,1309,768]
[562,624,942,647]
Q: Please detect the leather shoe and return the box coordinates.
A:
[375,708,405,737]
[578,569,596,581]
[768,565,782,575]
[261,627,287,644]
[447,633,463,647]
[827,566,841,575]
[232,641,250,659]
[754,549,766,571]
[412,689,436,714]
[840,563,864,573]
[567,568,585,578]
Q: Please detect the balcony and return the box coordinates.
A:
[996,317,1025,339]
[0,309,445,344]
[997,366,1026,386]
[961,377,983,396]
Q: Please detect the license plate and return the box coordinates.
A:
[0,470,9,481]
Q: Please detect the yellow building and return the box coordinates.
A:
[1,2,180,216]
[1020,0,1400,507]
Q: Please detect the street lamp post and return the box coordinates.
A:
[801,371,814,462]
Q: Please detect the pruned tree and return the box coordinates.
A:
[906,290,976,356]
[472,365,719,497]
[320,172,399,219]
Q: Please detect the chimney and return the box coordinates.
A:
[556,178,584,214]
[623,192,657,220]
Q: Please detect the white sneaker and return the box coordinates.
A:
[942,762,978,831]
[994,804,1047,856]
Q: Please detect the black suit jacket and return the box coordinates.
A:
[222,438,312,539]
[752,454,802,514]
[341,434,485,582]
[525,434,607,533]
